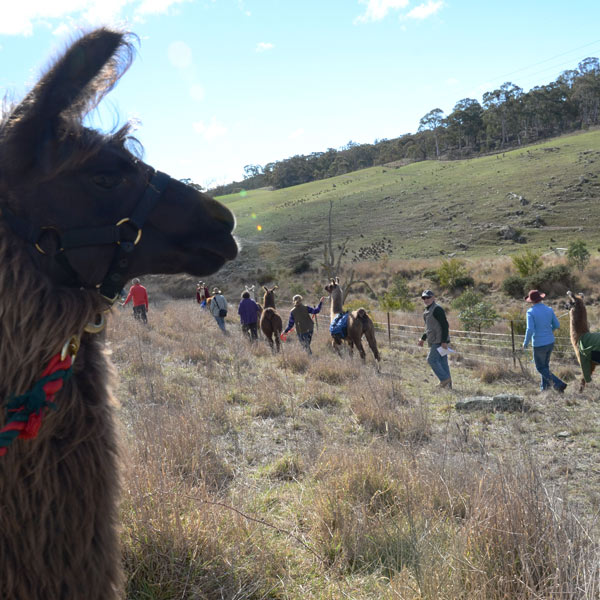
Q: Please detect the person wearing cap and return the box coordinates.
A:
[123,278,149,324]
[209,287,228,333]
[523,289,567,393]
[238,290,261,341]
[283,294,325,354]
[417,290,452,388]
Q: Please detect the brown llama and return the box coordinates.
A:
[324,277,380,362]
[260,285,283,351]
[567,290,600,391]
[0,29,237,599]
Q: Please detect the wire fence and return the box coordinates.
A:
[262,306,579,374]
[314,311,579,371]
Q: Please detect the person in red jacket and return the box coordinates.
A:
[123,278,149,323]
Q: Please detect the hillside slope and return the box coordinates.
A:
[215,129,600,280]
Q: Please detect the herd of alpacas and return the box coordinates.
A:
[0,27,596,600]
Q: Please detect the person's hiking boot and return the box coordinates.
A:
[439,377,452,389]
[556,383,567,394]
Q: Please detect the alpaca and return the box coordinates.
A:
[324,277,380,362]
[567,290,600,391]
[0,29,237,599]
[259,285,282,351]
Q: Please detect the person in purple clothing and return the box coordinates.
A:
[238,291,261,341]
[283,294,325,354]
[523,289,567,393]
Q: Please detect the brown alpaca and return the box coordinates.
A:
[0,30,237,599]
[567,290,598,391]
[260,285,282,351]
[324,277,380,362]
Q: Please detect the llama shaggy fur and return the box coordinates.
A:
[260,286,282,351]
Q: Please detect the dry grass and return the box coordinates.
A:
[109,298,600,599]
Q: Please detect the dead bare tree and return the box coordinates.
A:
[321,199,377,303]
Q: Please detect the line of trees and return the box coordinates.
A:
[210,57,600,196]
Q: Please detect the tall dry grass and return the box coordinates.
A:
[108,299,599,599]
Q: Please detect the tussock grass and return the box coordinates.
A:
[111,298,600,599]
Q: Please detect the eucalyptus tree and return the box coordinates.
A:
[418,108,445,158]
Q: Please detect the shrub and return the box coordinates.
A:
[525,264,576,296]
[458,302,499,333]
[437,258,471,291]
[502,275,526,298]
[567,239,590,272]
[512,249,542,277]
[379,275,415,312]
[451,288,481,311]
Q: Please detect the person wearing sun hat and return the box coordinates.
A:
[523,289,567,393]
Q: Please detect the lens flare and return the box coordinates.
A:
[251,213,257,219]
[239,190,248,197]
[257,225,262,231]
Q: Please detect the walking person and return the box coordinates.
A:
[417,289,452,388]
[209,287,228,333]
[238,290,261,341]
[123,278,149,324]
[522,289,567,393]
[282,294,325,354]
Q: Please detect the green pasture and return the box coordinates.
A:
[218,129,600,273]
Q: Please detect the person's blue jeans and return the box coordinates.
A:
[213,315,227,332]
[427,343,451,382]
[532,343,565,391]
[298,331,313,354]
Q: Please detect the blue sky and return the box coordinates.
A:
[2,1,600,188]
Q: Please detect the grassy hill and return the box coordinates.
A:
[214,129,600,283]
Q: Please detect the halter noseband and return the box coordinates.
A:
[0,170,170,303]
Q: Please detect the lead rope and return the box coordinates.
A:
[0,336,79,456]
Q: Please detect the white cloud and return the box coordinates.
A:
[193,117,227,141]
[446,77,458,86]
[405,1,443,20]
[289,128,304,139]
[256,42,274,53]
[354,0,409,24]
[0,0,189,35]
[189,83,205,101]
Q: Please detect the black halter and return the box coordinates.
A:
[1,170,170,303]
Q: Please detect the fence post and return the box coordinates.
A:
[387,312,391,345]
[510,320,516,366]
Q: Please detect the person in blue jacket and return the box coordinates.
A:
[522,289,567,393]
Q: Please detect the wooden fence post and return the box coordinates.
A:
[510,320,516,366]
[387,312,391,345]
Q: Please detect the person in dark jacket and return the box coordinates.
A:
[283,294,324,354]
[238,291,261,341]
[417,289,452,388]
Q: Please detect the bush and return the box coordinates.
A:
[502,275,526,299]
[567,239,590,272]
[379,275,415,311]
[512,249,542,277]
[437,259,471,291]
[452,288,481,311]
[525,264,576,296]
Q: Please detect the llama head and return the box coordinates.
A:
[0,29,237,297]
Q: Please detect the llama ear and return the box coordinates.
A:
[263,286,268,292]
[273,285,278,290]
[2,29,134,177]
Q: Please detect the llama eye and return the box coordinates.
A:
[91,173,123,189]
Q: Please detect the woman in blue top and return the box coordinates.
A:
[522,289,567,393]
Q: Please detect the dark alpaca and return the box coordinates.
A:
[0,29,237,599]
[259,285,282,351]
[324,277,380,362]
[567,290,596,391]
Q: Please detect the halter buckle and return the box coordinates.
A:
[116,218,142,246]
[60,335,80,363]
